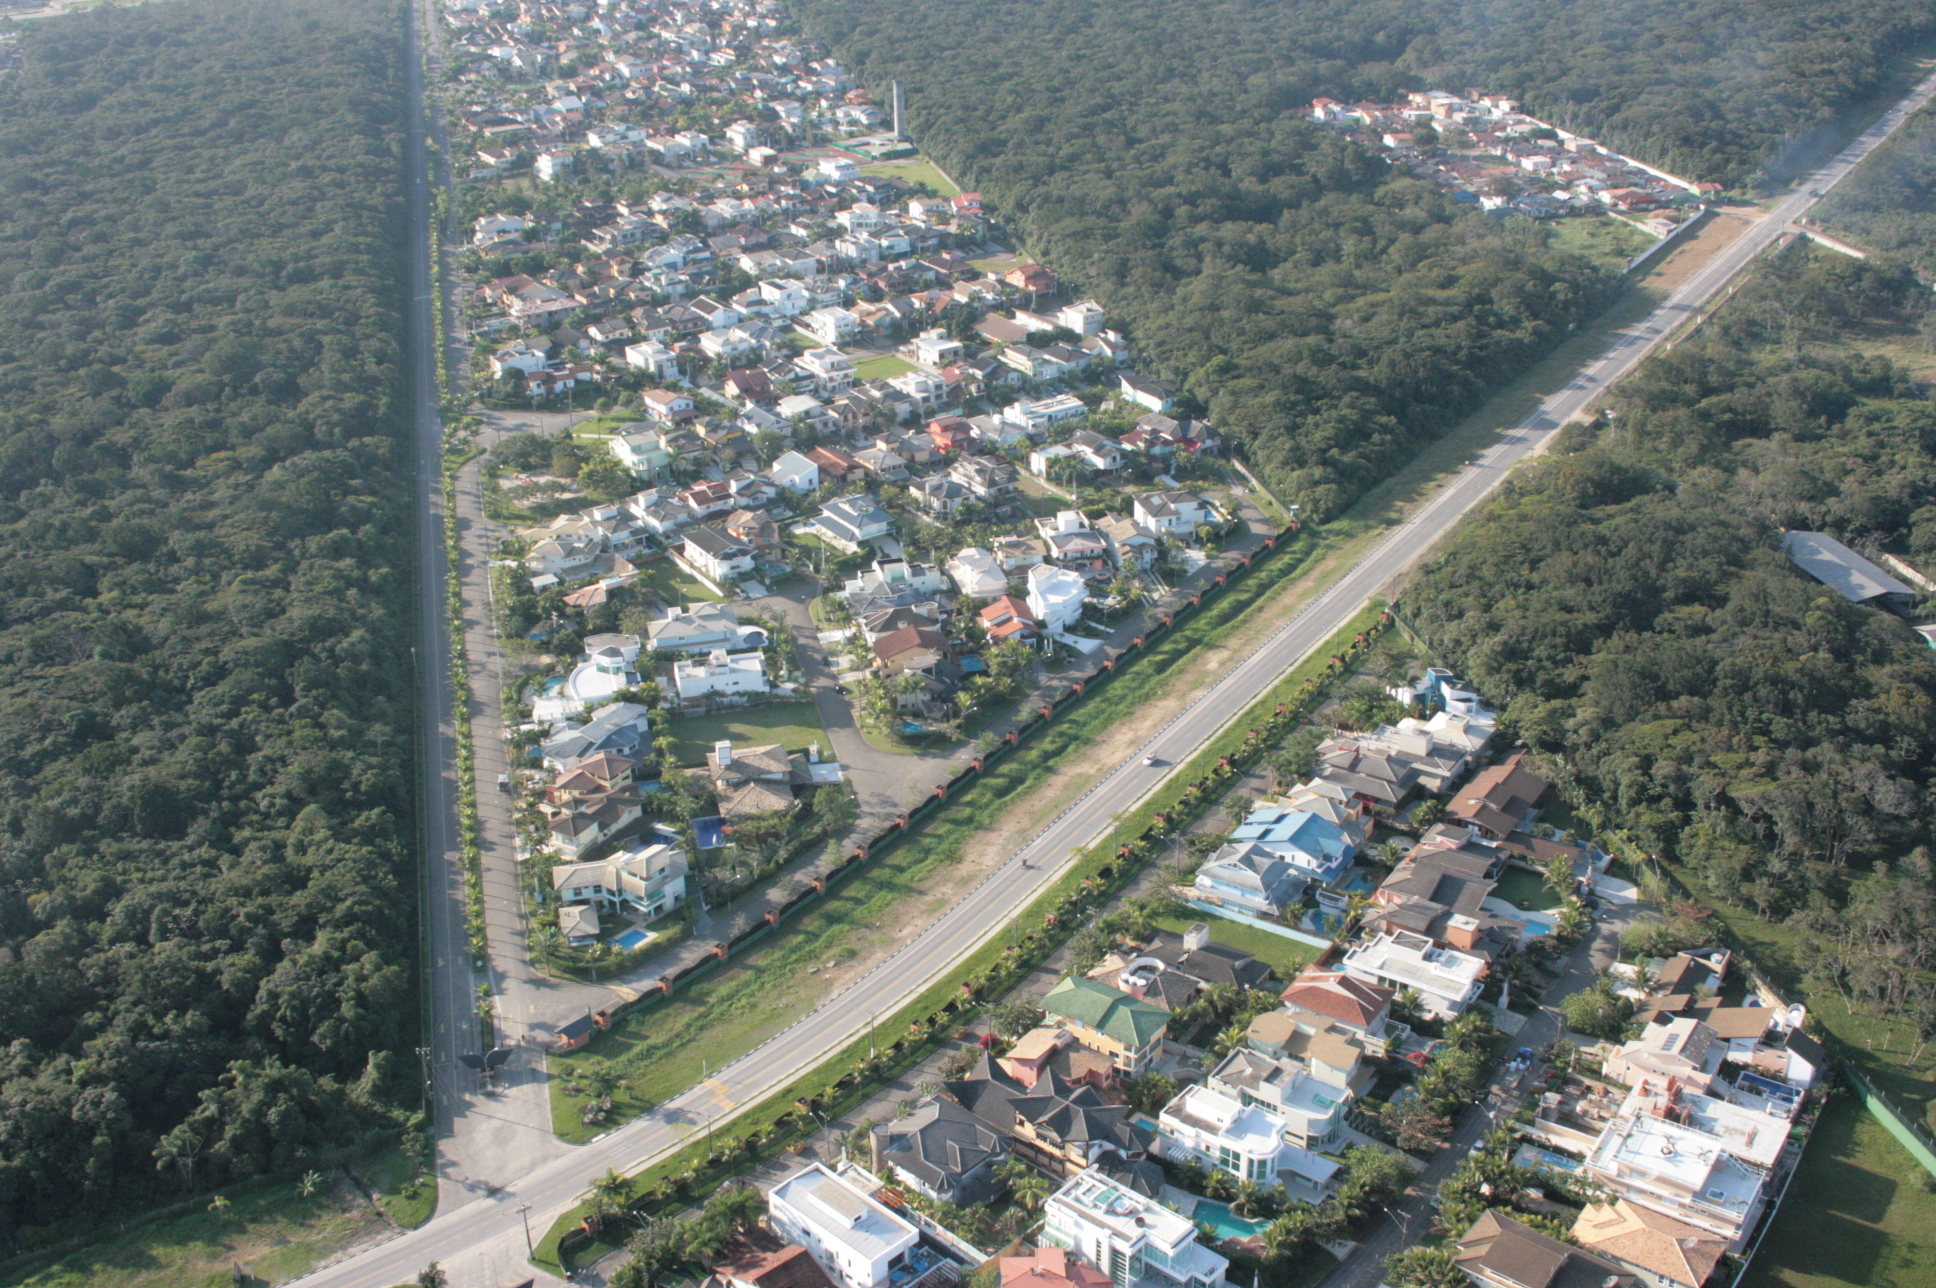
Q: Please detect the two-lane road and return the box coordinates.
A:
[323,53,1936,1288]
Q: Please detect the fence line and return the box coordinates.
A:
[1842,1061,1936,1180]
[1182,899,1334,950]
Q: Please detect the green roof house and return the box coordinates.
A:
[1042,976,1169,1075]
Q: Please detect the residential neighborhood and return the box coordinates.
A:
[1309,89,1721,236]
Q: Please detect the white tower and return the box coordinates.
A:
[892,78,906,141]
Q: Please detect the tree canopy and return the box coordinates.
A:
[1407,246,1936,919]
[0,0,414,1225]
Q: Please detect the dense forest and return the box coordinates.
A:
[1406,246,1936,923]
[790,0,1936,518]
[1813,101,1936,277]
[0,0,415,1229]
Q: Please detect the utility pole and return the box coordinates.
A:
[415,1045,432,1095]
[518,1202,533,1254]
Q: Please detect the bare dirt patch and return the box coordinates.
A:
[1640,209,1757,296]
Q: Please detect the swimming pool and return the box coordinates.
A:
[539,677,566,696]
[1189,1199,1266,1244]
[611,928,653,951]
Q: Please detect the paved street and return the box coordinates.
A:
[1317,906,1631,1288]
[352,31,1936,1286]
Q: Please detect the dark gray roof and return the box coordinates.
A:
[873,1097,1005,1202]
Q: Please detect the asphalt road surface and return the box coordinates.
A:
[321,52,1936,1288]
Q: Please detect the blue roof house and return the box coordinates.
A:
[1228,806,1356,885]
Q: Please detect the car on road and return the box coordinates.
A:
[1143,755,1161,766]
[833,685,848,694]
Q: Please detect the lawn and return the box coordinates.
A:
[1155,913,1321,981]
[634,556,719,605]
[861,158,960,196]
[1490,866,1558,912]
[1545,214,1659,273]
[665,704,829,765]
[971,254,1028,276]
[852,352,916,380]
[0,1164,401,1288]
[1745,1095,1936,1288]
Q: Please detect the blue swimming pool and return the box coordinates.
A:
[1190,1199,1266,1243]
[539,677,566,696]
[611,928,650,951]
[693,815,727,849]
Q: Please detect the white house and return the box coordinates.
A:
[802,307,861,346]
[797,348,857,397]
[1042,1169,1229,1288]
[623,342,682,384]
[1005,394,1089,435]
[612,430,674,479]
[1340,930,1486,1018]
[647,601,770,654]
[682,526,757,584]
[769,449,820,495]
[1132,490,1212,534]
[1156,1085,1341,1193]
[673,648,770,700]
[535,149,573,181]
[1026,563,1088,633]
[767,1163,920,1288]
[946,547,1009,599]
[491,341,549,377]
[814,156,860,183]
[909,328,963,368]
[551,841,690,923]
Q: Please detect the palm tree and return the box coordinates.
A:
[999,1157,1052,1212]
[1212,1021,1249,1058]
[1230,1179,1268,1219]
[298,1169,326,1199]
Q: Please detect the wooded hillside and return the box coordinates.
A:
[0,0,415,1226]
[1407,247,1936,920]
[791,0,1936,518]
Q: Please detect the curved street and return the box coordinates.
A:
[354,16,1936,1282]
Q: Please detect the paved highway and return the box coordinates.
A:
[315,51,1936,1288]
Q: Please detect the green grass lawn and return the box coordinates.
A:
[1155,913,1322,981]
[1491,867,1558,912]
[1545,214,1659,273]
[665,704,829,765]
[853,352,916,380]
[971,254,1027,275]
[0,1165,400,1288]
[1745,1095,1936,1288]
[861,158,960,196]
[634,557,719,605]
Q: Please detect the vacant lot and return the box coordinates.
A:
[1545,215,1656,273]
[853,352,916,380]
[862,158,959,195]
[666,704,830,764]
[1154,913,1321,981]
[1746,1096,1936,1288]
[634,557,720,606]
[1,1168,399,1288]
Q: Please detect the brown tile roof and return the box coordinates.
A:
[717,1245,838,1288]
[1280,968,1393,1029]
[1572,1200,1726,1288]
[1000,1248,1112,1288]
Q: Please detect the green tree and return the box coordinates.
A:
[1561,978,1636,1040]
